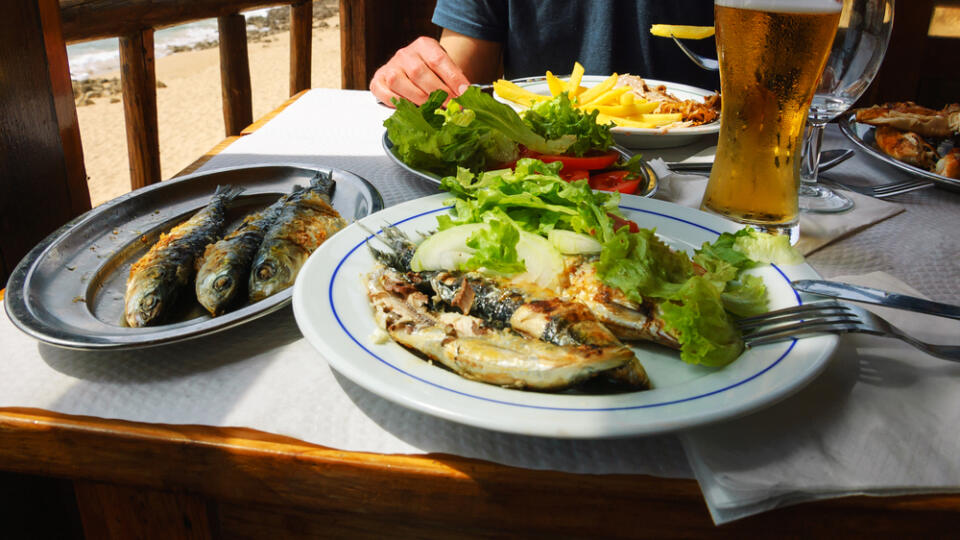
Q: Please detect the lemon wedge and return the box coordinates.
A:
[650,24,715,40]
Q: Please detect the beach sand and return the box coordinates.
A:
[76,11,343,207]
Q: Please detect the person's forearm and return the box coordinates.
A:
[439,29,502,84]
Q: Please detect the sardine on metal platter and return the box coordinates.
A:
[249,171,347,302]
[124,184,244,327]
[194,191,292,316]
[365,266,645,391]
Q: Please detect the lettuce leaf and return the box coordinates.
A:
[522,92,614,156]
[595,228,693,303]
[464,219,526,274]
[660,277,744,367]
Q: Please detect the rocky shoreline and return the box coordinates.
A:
[72,1,338,106]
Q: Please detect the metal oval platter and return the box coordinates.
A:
[4,164,383,350]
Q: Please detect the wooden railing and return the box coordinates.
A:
[59,0,315,190]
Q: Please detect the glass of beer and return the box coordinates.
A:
[701,0,842,242]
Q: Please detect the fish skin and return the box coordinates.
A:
[248,171,346,302]
[124,185,244,327]
[366,266,639,391]
[195,192,292,316]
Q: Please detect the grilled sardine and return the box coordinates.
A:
[249,171,347,302]
[125,185,243,327]
[366,266,641,391]
[195,192,292,315]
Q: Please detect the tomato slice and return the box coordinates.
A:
[521,148,620,170]
[559,168,590,182]
[607,212,639,234]
[589,170,641,194]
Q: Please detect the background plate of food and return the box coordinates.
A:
[4,164,382,350]
[839,104,960,190]
[383,132,659,198]
[292,193,837,439]
[495,72,721,149]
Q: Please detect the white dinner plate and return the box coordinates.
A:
[292,194,838,438]
[497,75,721,149]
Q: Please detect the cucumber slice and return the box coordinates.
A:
[548,229,602,254]
[410,224,563,288]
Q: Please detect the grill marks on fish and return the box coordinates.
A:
[194,193,289,316]
[366,266,642,391]
[249,171,347,302]
[124,185,244,327]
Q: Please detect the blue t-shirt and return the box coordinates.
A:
[432,0,720,92]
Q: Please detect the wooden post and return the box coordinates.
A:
[119,29,161,190]
[290,1,313,95]
[339,0,440,90]
[218,13,253,136]
[0,0,91,284]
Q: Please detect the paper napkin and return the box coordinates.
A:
[647,159,904,255]
[681,271,960,524]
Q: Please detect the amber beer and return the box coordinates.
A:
[701,0,841,238]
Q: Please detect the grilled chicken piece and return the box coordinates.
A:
[873,126,938,170]
[935,148,960,179]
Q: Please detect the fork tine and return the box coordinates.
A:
[872,180,934,198]
[736,302,847,330]
[742,315,859,342]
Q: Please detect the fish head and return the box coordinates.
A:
[195,269,241,316]
[249,249,306,302]
[124,279,168,327]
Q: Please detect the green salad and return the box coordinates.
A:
[423,161,803,367]
[384,87,615,177]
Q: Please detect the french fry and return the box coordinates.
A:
[574,73,619,106]
[640,113,684,125]
[596,113,656,129]
[579,86,631,107]
[493,79,551,106]
[619,93,635,106]
[594,104,643,117]
[649,24,715,39]
[632,100,661,114]
[567,62,585,98]
[545,71,565,96]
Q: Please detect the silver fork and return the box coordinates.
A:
[737,301,960,361]
[671,36,719,71]
[819,176,935,199]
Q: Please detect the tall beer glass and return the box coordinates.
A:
[701,0,842,241]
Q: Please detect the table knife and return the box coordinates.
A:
[792,279,960,320]
[667,149,854,173]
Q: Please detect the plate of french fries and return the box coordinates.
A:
[493,62,721,149]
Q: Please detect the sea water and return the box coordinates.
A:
[66,8,274,80]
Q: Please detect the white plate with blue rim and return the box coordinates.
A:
[292,193,837,438]
[496,75,721,150]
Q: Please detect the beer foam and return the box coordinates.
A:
[715,0,842,12]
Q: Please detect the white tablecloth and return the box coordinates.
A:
[3,88,959,523]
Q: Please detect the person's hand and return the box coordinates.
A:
[370,36,471,107]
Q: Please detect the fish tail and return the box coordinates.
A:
[214,184,246,202]
[308,170,336,201]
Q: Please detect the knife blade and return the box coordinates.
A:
[792,279,960,320]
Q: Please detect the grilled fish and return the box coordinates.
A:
[562,259,680,349]
[195,192,292,316]
[125,185,244,327]
[366,266,641,391]
[249,171,347,302]
[367,223,677,349]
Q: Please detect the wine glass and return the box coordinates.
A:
[799,0,895,213]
